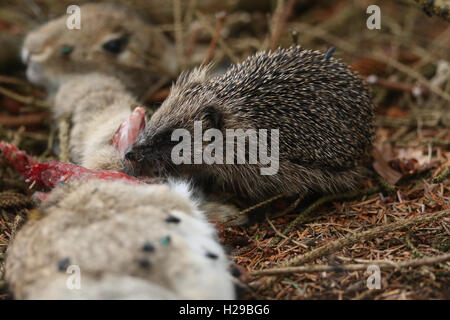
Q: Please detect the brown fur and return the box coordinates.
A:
[54,73,137,170]
[5,179,235,299]
[22,3,176,97]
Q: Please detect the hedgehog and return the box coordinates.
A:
[5,178,235,299]
[125,46,375,201]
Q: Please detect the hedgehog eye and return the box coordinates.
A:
[60,45,73,56]
[102,35,129,54]
[155,129,174,146]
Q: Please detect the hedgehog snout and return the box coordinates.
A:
[124,145,145,162]
[124,147,169,178]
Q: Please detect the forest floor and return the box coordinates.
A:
[0,0,449,299]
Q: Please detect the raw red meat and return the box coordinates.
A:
[1,107,146,189]
[0,141,38,177]
[26,161,142,189]
[0,142,141,189]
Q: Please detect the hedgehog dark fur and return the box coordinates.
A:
[127,46,375,200]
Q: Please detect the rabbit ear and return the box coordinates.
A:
[28,47,53,63]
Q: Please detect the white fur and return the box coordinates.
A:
[6,179,235,300]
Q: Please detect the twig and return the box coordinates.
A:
[0,178,28,191]
[148,88,171,103]
[405,232,425,257]
[0,75,29,86]
[250,252,450,276]
[377,176,397,194]
[201,11,227,68]
[0,112,51,127]
[195,11,239,63]
[58,115,70,162]
[277,209,449,268]
[366,75,429,97]
[0,86,50,109]
[272,193,305,219]
[272,187,380,246]
[293,22,450,102]
[173,0,184,71]
[290,30,299,45]
[185,22,201,60]
[11,126,25,148]
[413,26,450,68]
[371,51,450,102]
[270,0,296,51]
[9,214,24,240]
[42,123,56,157]
[223,193,285,224]
[184,0,198,26]
[269,0,284,50]
[140,75,171,104]
[265,212,306,248]
[432,167,450,184]
[375,115,447,129]
[0,193,33,210]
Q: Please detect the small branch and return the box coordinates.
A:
[185,22,201,60]
[270,0,296,51]
[0,193,33,210]
[58,116,70,162]
[148,88,171,103]
[366,75,429,97]
[173,0,184,71]
[272,187,380,246]
[290,30,299,45]
[250,252,450,276]
[195,11,239,63]
[201,11,227,68]
[377,176,397,194]
[223,193,285,225]
[0,112,51,127]
[265,212,307,248]
[432,167,450,184]
[0,86,50,109]
[10,214,24,240]
[184,0,198,26]
[140,75,171,104]
[277,209,449,268]
[272,193,305,219]
[405,232,425,258]
[0,75,29,86]
[372,148,403,185]
[0,178,28,191]
[371,51,450,102]
[292,22,450,102]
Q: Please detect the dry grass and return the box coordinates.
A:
[0,0,449,299]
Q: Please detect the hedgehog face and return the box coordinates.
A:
[125,66,223,177]
[125,101,224,178]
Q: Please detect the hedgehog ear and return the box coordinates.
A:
[200,105,223,129]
